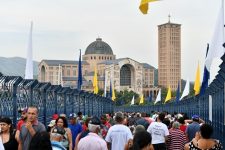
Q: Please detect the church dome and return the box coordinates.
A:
[85,38,113,55]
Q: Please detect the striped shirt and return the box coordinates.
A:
[166,129,188,150]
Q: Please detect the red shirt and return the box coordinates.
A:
[17,120,25,131]
[179,124,187,133]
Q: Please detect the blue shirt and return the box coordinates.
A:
[185,122,200,141]
[68,123,82,149]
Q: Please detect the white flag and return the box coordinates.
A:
[205,0,225,82]
[154,89,161,104]
[180,79,190,100]
[104,73,107,97]
[25,21,33,79]
[131,95,134,105]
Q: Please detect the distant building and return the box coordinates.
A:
[38,38,159,98]
[158,18,181,91]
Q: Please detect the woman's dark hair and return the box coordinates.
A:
[158,113,165,122]
[129,131,152,150]
[200,124,213,139]
[0,117,14,135]
[29,131,52,150]
[55,116,68,128]
[178,117,185,124]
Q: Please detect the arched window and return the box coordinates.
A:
[120,65,131,86]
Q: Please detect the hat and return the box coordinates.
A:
[192,115,199,120]
[48,120,56,127]
[89,116,101,125]
[59,114,67,118]
[52,114,59,120]
[51,126,65,135]
[18,108,28,113]
[69,113,77,119]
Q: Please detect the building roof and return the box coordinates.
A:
[42,60,89,66]
[141,63,156,69]
[85,38,113,55]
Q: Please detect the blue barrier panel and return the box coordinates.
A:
[65,88,73,117]
[46,85,61,124]
[72,89,80,114]
[0,76,22,125]
[17,79,38,109]
[33,82,51,126]
[56,87,69,116]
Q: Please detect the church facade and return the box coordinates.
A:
[38,38,159,98]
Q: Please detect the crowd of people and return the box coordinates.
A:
[0,106,223,150]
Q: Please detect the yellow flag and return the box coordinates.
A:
[93,67,98,94]
[164,86,171,103]
[139,94,144,104]
[139,0,158,14]
[194,62,200,95]
[112,86,116,101]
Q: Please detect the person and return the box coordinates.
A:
[105,112,133,150]
[68,113,82,150]
[17,108,28,131]
[126,131,154,150]
[47,120,56,133]
[50,126,67,150]
[55,116,72,150]
[184,124,223,150]
[77,112,83,125]
[16,108,27,141]
[185,115,201,142]
[166,121,187,150]
[29,131,52,150]
[147,112,169,150]
[0,117,18,150]
[77,116,107,150]
[178,117,187,133]
[100,114,111,138]
[18,106,46,150]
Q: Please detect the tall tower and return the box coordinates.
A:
[158,16,181,91]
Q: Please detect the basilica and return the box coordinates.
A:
[38,38,159,98]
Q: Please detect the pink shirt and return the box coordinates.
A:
[78,132,107,150]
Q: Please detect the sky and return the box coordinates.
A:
[0,0,223,81]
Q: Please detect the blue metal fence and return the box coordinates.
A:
[115,54,225,146]
[0,74,113,127]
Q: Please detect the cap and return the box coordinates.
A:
[52,114,59,120]
[18,108,28,113]
[192,115,199,120]
[69,113,77,119]
[89,116,101,125]
[48,120,56,127]
[51,126,65,135]
[59,114,67,118]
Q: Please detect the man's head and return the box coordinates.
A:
[115,112,124,123]
[77,112,82,119]
[27,106,38,123]
[88,116,101,134]
[192,115,199,122]
[18,108,28,120]
[69,113,77,125]
[157,113,165,122]
[100,114,107,124]
[50,126,65,142]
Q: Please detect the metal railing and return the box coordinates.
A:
[0,75,113,127]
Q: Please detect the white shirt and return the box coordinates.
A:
[0,136,5,150]
[78,132,107,150]
[105,124,133,150]
[147,122,169,144]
